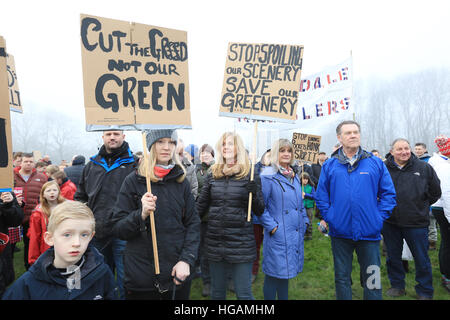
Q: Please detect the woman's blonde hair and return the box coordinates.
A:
[270,139,295,167]
[211,132,250,180]
[47,200,95,234]
[137,141,186,183]
[39,181,66,218]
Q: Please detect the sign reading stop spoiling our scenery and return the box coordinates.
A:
[219,42,304,123]
[80,14,191,131]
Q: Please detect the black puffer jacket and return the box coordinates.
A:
[111,165,200,292]
[196,169,265,264]
[74,142,136,239]
[385,153,441,228]
[0,195,24,297]
[64,155,85,189]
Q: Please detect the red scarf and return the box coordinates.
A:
[154,166,172,178]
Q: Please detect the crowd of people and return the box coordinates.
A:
[0,120,449,301]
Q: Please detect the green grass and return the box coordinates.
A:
[189,216,450,300]
[10,218,450,300]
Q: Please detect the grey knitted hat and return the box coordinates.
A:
[145,129,178,150]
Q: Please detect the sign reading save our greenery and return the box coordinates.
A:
[220,42,304,123]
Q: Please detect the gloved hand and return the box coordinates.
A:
[246,180,258,194]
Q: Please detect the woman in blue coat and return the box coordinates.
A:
[259,139,309,300]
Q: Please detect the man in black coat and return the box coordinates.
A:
[383,138,441,300]
[74,130,137,299]
[64,155,86,189]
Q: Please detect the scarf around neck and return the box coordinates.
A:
[279,165,294,181]
[222,164,241,176]
[154,163,175,179]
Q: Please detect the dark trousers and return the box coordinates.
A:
[433,207,450,278]
[382,222,433,298]
[125,280,192,300]
[199,222,210,285]
[252,224,263,275]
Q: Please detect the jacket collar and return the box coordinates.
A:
[91,141,135,172]
[385,152,418,170]
[332,147,371,173]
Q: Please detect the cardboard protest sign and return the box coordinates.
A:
[220,42,304,123]
[0,36,14,191]
[292,132,321,164]
[7,53,22,113]
[33,151,42,163]
[80,14,191,131]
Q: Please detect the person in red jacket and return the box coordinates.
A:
[13,153,48,270]
[27,181,66,265]
[51,170,77,200]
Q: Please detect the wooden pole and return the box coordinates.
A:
[247,121,258,222]
[141,132,160,275]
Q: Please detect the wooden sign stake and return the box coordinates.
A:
[142,132,160,275]
[247,120,258,222]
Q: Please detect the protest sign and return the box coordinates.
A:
[220,42,304,123]
[0,36,14,192]
[7,53,22,113]
[33,151,42,163]
[292,132,321,164]
[80,14,191,131]
[299,57,352,121]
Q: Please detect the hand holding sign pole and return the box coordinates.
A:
[141,132,160,275]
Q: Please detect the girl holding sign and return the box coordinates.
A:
[258,139,310,300]
[111,129,200,300]
[196,132,265,300]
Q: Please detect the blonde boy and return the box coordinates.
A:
[2,201,117,300]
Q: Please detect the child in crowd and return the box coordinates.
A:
[51,170,77,200]
[28,181,65,266]
[2,200,117,300]
[301,172,316,240]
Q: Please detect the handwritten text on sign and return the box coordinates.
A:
[292,132,321,163]
[80,14,191,128]
[220,43,304,123]
[6,54,22,113]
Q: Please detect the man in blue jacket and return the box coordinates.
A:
[315,120,397,300]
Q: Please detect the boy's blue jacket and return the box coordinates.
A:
[2,246,117,300]
[315,148,396,241]
[259,166,309,279]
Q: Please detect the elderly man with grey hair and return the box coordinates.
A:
[383,138,441,300]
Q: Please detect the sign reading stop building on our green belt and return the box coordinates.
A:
[219,42,304,123]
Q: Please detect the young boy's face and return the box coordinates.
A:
[44,218,94,269]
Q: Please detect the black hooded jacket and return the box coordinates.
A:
[2,246,117,300]
[111,165,200,292]
[384,153,441,228]
[74,141,137,239]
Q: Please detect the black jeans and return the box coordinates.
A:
[125,280,192,300]
[432,207,450,279]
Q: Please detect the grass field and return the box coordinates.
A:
[10,217,450,300]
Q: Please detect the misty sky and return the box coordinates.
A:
[2,0,450,156]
